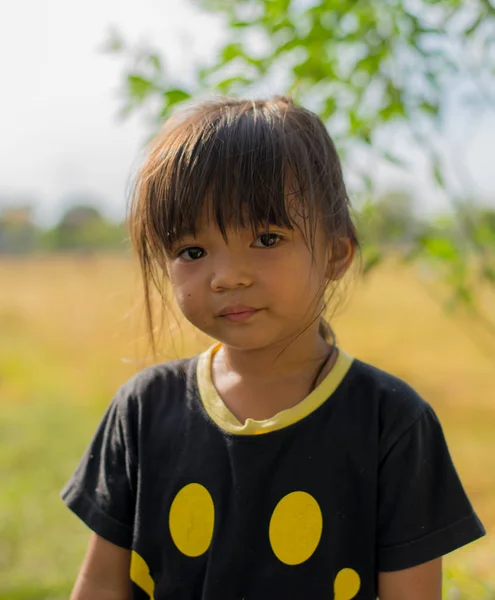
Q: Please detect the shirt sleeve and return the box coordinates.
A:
[60,386,138,549]
[377,403,486,572]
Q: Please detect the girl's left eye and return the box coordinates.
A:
[253,233,282,248]
[177,246,206,261]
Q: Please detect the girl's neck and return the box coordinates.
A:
[210,327,337,423]
[214,328,333,384]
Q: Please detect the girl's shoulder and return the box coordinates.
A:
[122,354,197,393]
[348,355,427,406]
[108,353,199,417]
[344,355,433,448]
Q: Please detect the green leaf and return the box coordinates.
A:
[381,150,407,167]
[127,75,156,101]
[231,20,251,28]
[215,75,253,93]
[149,54,162,72]
[117,102,137,120]
[362,173,373,195]
[221,43,244,62]
[465,14,484,36]
[293,60,310,78]
[431,155,445,188]
[361,128,372,145]
[419,101,439,116]
[426,71,442,91]
[424,237,459,261]
[275,37,302,55]
[322,96,336,119]
[101,29,125,53]
[164,89,191,105]
[198,63,217,80]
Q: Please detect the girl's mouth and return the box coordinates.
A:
[217,306,261,322]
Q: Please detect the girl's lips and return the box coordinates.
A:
[219,308,260,322]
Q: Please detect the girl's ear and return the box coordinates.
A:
[326,238,355,280]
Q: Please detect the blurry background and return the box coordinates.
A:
[0,0,494,598]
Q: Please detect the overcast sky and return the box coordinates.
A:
[1,0,494,227]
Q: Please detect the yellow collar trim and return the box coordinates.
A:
[196,343,354,436]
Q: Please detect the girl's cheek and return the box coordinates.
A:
[168,263,197,287]
[173,292,196,321]
[173,282,203,313]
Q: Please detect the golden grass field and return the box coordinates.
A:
[0,254,494,597]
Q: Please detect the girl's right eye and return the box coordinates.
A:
[177,246,206,261]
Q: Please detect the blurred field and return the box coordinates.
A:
[0,254,494,598]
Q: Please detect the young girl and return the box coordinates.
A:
[61,95,485,600]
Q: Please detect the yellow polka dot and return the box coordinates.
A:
[269,491,323,565]
[130,551,155,599]
[169,483,215,557]
[334,568,361,600]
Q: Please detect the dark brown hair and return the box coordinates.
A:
[127,95,360,359]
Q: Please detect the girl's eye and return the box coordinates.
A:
[178,246,206,261]
[254,233,282,248]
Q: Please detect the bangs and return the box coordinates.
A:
[143,102,321,252]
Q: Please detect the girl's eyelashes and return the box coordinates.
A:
[253,232,283,248]
[176,246,206,261]
[173,232,284,260]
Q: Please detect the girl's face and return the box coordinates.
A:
[165,216,334,351]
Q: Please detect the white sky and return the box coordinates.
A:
[0,0,494,227]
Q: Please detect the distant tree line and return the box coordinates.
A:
[0,203,129,255]
[0,191,494,268]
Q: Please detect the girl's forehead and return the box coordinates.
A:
[190,200,309,233]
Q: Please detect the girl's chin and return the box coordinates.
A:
[208,329,284,352]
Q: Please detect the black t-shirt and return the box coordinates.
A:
[61,345,485,599]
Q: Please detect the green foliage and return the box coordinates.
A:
[357,190,425,247]
[444,564,495,599]
[127,74,157,101]
[103,0,495,137]
[0,203,130,254]
[406,204,495,332]
[41,205,129,253]
[0,206,38,254]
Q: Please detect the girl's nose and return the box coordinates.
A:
[210,255,254,291]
